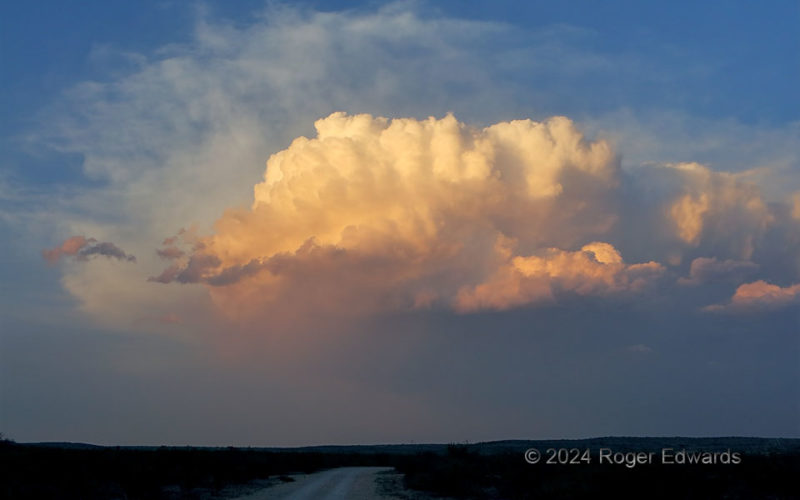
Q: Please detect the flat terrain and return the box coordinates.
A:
[231,467,407,500]
[3,438,798,499]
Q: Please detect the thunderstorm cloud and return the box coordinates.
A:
[150,112,800,318]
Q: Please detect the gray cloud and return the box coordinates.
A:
[678,257,759,286]
[43,236,136,264]
[156,246,185,260]
[78,241,136,262]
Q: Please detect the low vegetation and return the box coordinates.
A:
[2,437,798,499]
[394,444,800,499]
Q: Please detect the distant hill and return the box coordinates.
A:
[25,442,105,450]
[467,436,800,455]
[6,437,800,499]
[23,436,800,455]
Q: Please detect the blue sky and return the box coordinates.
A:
[4,1,798,121]
[1,1,798,445]
[3,1,798,188]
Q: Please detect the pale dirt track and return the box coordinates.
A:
[229,466,422,500]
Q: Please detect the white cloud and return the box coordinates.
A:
[11,2,798,329]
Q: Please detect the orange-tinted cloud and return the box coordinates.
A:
[150,113,663,318]
[149,113,797,320]
[664,163,773,259]
[454,242,664,312]
[705,280,800,313]
[42,236,91,264]
[792,192,800,220]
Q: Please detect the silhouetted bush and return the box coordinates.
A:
[395,448,800,499]
[0,443,391,500]
[2,439,798,499]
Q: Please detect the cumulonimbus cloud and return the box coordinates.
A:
[149,112,663,316]
[149,112,798,319]
[43,236,136,264]
[23,3,796,331]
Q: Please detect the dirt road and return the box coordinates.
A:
[231,466,405,500]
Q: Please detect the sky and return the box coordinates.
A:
[1,0,798,446]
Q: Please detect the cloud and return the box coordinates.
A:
[15,3,798,329]
[705,280,800,313]
[678,257,758,286]
[143,112,800,321]
[79,242,137,262]
[156,246,185,260]
[42,236,91,264]
[580,110,800,200]
[793,192,800,220]
[148,112,666,318]
[42,236,136,264]
[454,242,664,312]
[627,344,654,354]
[5,2,800,446]
[663,162,774,259]
[19,4,536,327]
[131,312,182,326]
